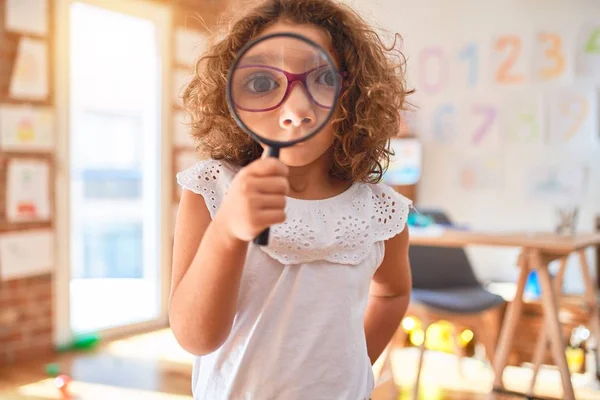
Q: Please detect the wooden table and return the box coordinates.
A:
[409,229,600,400]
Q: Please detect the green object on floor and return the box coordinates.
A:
[45,362,60,377]
[56,332,101,352]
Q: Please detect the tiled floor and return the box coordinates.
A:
[1,329,599,399]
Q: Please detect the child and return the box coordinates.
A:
[170,0,413,399]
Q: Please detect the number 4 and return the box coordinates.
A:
[585,28,600,53]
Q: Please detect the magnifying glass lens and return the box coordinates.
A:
[230,35,341,144]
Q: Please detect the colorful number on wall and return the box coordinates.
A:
[584,28,600,53]
[549,93,590,143]
[538,32,566,79]
[432,103,456,142]
[470,104,497,145]
[509,103,541,143]
[458,42,478,87]
[417,47,448,95]
[494,35,525,84]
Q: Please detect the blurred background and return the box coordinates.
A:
[0,0,599,399]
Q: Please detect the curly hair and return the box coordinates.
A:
[182,0,413,183]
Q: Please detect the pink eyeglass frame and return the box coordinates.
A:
[233,64,348,112]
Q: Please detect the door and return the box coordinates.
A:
[55,0,172,344]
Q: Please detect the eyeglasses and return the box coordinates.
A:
[231,64,347,113]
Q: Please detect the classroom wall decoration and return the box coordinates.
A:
[0,228,53,281]
[173,109,194,148]
[382,138,422,186]
[0,104,54,151]
[0,0,54,250]
[0,0,55,366]
[4,0,48,36]
[344,0,600,292]
[527,163,589,207]
[174,27,208,67]
[9,36,48,100]
[5,157,51,223]
[411,25,600,148]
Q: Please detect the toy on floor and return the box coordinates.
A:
[45,362,61,377]
[56,332,101,352]
[54,374,73,399]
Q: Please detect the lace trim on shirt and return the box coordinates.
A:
[176,159,233,217]
[261,184,412,266]
[176,159,412,265]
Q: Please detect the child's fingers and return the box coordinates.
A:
[255,209,286,226]
[248,157,289,177]
[255,177,289,195]
[253,194,286,210]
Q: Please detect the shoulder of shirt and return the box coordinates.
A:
[359,181,414,207]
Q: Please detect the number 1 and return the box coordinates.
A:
[458,43,478,87]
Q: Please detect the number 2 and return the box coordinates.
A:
[495,36,524,84]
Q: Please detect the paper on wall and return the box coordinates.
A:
[175,28,208,67]
[9,37,49,101]
[546,87,599,148]
[576,21,600,80]
[6,158,51,223]
[173,70,193,106]
[5,0,48,36]
[0,105,54,152]
[382,138,422,185]
[527,163,589,207]
[173,110,194,148]
[499,92,545,145]
[0,229,53,281]
[456,153,505,191]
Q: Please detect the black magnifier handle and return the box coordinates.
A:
[253,146,281,246]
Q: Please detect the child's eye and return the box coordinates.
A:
[314,69,335,87]
[245,75,280,93]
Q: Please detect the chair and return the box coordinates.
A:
[377,209,506,399]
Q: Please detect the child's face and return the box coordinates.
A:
[239,21,339,168]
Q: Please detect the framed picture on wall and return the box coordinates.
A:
[382,137,422,186]
[5,157,52,223]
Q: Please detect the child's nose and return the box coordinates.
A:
[279,82,317,131]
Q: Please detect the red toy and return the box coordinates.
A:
[54,374,73,399]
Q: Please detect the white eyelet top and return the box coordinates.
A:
[177,159,412,400]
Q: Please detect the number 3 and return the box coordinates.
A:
[539,32,565,79]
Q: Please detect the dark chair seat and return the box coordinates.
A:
[411,286,505,314]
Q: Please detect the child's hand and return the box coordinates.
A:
[214,157,289,242]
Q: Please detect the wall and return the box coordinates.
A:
[0,0,55,364]
[0,0,227,366]
[343,0,600,293]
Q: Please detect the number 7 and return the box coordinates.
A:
[471,104,497,145]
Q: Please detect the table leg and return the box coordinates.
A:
[577,250,600,379]
[529,256,568,395]
[492,250,530,389]
[534,251,576,400]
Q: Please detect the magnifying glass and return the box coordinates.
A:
[226,32,343,246]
